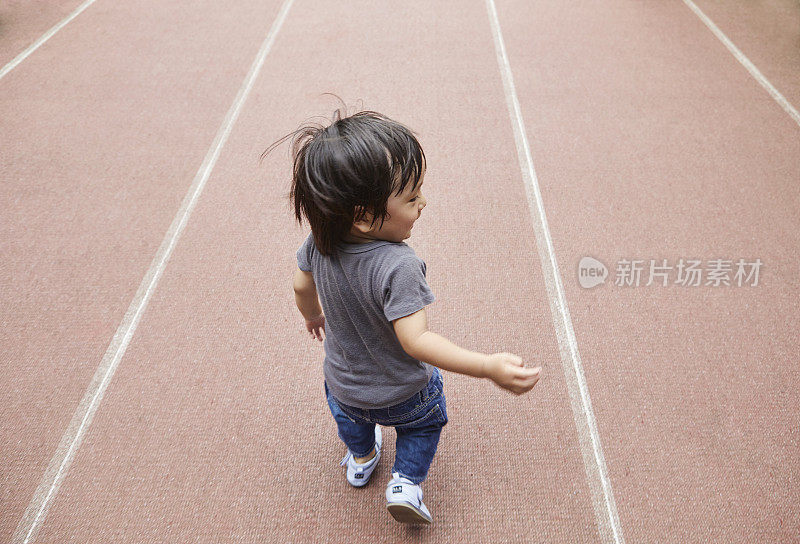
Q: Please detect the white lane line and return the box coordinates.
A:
[0,0,99,81]
[484,1,625,543]
[11,1,295,542]
[682,0,800,127]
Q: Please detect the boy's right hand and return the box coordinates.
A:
[485,353,541,395]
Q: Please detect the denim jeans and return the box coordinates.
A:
[325,367,448,485]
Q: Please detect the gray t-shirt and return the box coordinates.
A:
[296,232,435,409]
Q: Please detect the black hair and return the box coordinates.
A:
[263,108,425,256]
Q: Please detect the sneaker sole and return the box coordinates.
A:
[385,502,432,525]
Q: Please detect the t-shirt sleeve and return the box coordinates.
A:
[296,232,314,272]
[381,252,436,322]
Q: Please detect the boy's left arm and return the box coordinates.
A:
[293,267,325,341]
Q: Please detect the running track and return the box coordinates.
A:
[2,1,798,542]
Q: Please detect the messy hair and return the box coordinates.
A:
[263,108,425,256]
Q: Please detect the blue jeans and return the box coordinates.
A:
[325,367,448,485]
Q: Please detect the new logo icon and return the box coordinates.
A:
[578,257,608,289]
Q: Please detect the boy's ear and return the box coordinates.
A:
[352,206,375,234]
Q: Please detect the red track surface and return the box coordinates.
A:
[2,1,798,542]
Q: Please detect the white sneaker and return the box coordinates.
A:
[385,472,432,524]
[339,425,382,487]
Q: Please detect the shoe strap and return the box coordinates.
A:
[341,450,379,468]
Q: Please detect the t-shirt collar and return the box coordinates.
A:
[337,239,397,254]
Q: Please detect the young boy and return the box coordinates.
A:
[285,109,540,525]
